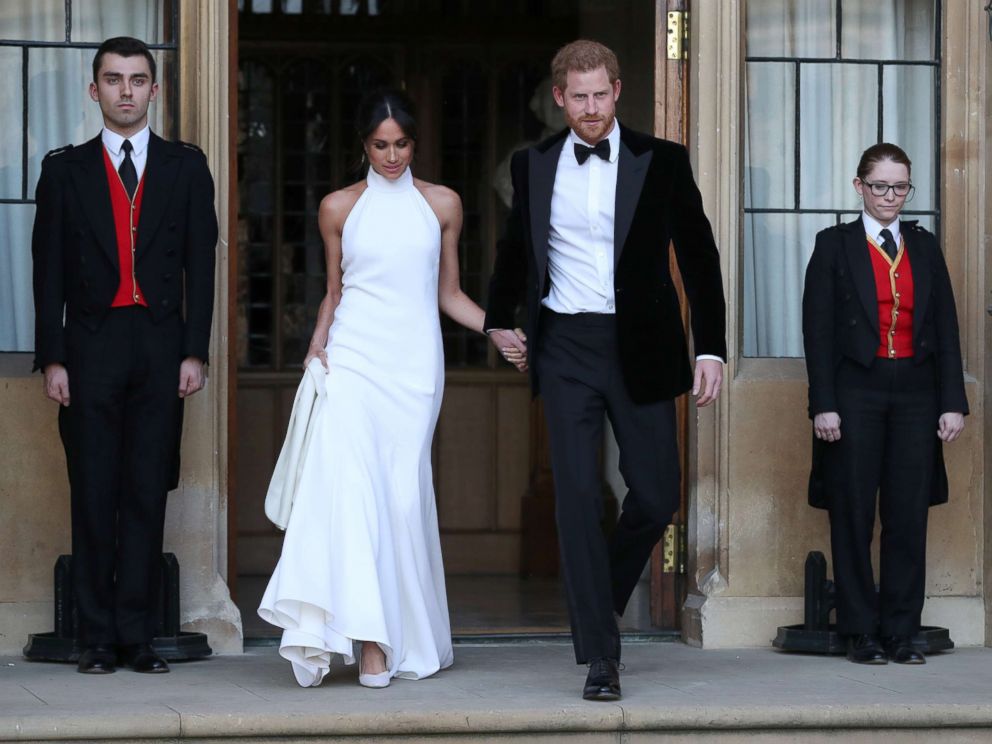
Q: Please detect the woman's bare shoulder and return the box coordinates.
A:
[319,182,367,226]
[414,179,461,217]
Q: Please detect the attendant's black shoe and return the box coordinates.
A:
[583,657,621,701]
[119,644,170,673]
[884,636,926,665]
[77,645,117,674]
[846,634,887,664]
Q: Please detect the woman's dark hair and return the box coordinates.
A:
[92,37,157,83]
[355,88,418,143]
[856,142,912,180]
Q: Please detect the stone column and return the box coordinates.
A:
[165,0,241,653]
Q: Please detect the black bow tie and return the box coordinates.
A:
[574,139,610,165]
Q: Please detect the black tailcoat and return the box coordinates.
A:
[33,133,217,370]
[803,217,967,509]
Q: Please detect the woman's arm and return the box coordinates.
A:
[303,189,354,369]
[422,181,525,371]
[428,185,485,334]
[802,230,840,434]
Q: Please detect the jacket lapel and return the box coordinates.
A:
[69,135,118,269]
[842,217,879,336]
[614,128,651,268]
[528,131,567,277]
[136,133,181,260]
[902,221,931,342]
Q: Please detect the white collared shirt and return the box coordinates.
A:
[861,210,901,248]
[101,125,150,181]
[542,121,622,315]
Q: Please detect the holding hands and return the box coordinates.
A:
[488,328,528,372]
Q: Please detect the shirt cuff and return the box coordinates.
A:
[695,354,725,363]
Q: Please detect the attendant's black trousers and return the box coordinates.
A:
[537,310,680,663]
[59,307,183,646]
[825,357,937,638]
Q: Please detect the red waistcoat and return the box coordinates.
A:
[102,147,148,307]
[868,236,914,359]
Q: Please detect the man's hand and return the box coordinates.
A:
[813,412,842,442]
[692,359,723,407]
[938,412,965,443]
[488,328,528,373]
[43,363,70,406]
[179,357,206,398]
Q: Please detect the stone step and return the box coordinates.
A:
[3,643,992,742]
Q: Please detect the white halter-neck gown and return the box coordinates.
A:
[258,165,453,687]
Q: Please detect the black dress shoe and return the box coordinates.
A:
[846,634,887,664]
[884,636,926,665]
[119,644,170,673]
[583,657,621,701]
[77,645,117,674]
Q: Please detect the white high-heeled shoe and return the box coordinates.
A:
[358,644,390,689]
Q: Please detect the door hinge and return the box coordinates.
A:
[667,10,688,61]
[662,523,687,574]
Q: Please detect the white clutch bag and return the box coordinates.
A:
[264,357,327,530]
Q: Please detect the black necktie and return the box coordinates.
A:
[574,139,610,165]
[119,139,138,200]
[879,228,898,260]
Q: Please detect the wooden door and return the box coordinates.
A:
[648,0,692,630]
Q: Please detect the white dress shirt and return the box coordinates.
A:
[861,210,901,249]
[542,122,621,315]
[101,125,150,181]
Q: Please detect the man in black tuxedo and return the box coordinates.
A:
[485,40,726,700]
[32,37,217,674]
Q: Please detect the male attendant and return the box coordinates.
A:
[32,37,217,674]
[485,40,726,700]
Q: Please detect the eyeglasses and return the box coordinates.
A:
[861,180,914,198]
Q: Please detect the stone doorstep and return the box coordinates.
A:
[7,706,992,743]
[4,645,992,741]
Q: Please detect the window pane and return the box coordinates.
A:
[0,0,65,42]
[883,65,935,210]
[0,205,35,352]
[799,63,876,209]
[27,48,174,195]
[0,48,23,199]
[841,0,935,61]
[742,213,833,358]
[238,60,275,369]
[72,0,171,44]
[744,62,795,209]
[745,0,836,58]
[280,59,330,369]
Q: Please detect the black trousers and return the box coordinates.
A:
[59,307,183,646]
[537,310,680,663]
[825,357,938,637]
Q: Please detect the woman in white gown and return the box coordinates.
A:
[258,90,526,688]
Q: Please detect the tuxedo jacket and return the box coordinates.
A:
[802,217,968,509]
[32,132,217,371]
[802,217,968,419]
[484,125,726,404]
